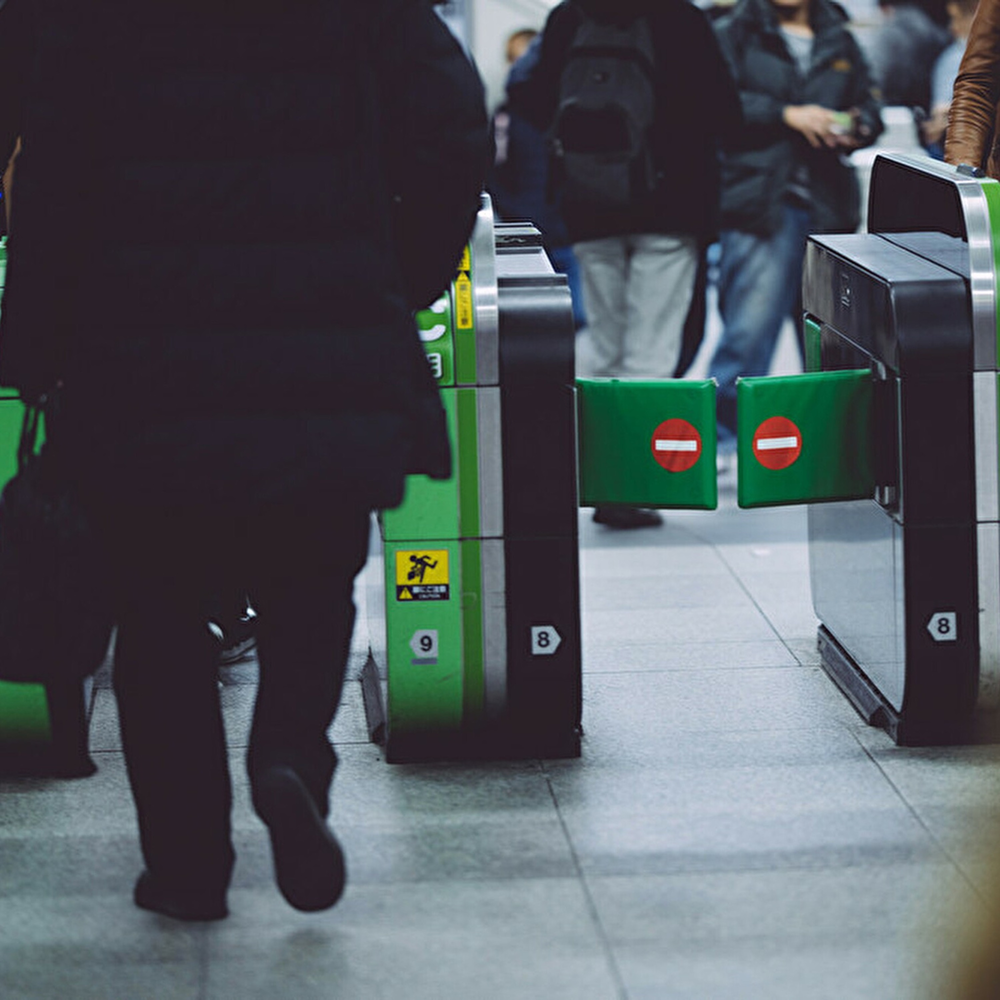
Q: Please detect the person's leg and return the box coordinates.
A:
[621,232,698,377]
[709,204,811,447]
[573,236,628,377]
[245,504,372,911]
[112,519,234,920]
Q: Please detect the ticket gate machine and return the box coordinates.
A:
[7,158,999,770]
[363,198,582,762]
[801,153,1000,744]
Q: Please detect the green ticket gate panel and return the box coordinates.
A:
[735,370,875,508]
[364,202,581,762]
[0,681,50,743]
[576,378,717,510]
[383,539,466,738]
[802,152,990,745]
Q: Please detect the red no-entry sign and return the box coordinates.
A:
[753,416,802,470]
[651,419,702,472]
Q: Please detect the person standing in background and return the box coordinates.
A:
[922,0,980,156]
[707,0,882,468]
[489,28,588,329]
[871,0,951,114]
[509,0,740,529]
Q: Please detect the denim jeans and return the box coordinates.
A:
[708,202,813,448]
[546,244,587,330]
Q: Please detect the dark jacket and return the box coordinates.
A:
[0,0,489,511]
[715,0,883,236]
[507,0,742,244]
[489,40,572,250]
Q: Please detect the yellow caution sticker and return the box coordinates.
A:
[454,272,473,330]
[459,246,471,272]
[395,549,450,601]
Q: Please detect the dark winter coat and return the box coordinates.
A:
[715,0,883,236]
[0,0,489,511]
[506,0,742,244]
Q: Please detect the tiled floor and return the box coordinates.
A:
[3,492,1000,999]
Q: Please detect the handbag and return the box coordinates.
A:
[0,396,114,684]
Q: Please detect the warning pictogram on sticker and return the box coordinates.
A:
[395,550,450,601]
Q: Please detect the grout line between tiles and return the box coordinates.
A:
[846,726,992,907]
[541,763,630,1000]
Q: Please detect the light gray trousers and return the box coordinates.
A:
[574,233,697,378]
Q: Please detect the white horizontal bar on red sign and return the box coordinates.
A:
[755,436,799,451]
[655,440,699,452]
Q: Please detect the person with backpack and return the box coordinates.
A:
[708,0,882,468]
[489,31,588,330]
[508,0,741,529]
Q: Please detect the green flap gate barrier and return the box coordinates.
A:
[735,369,875,509]
[576,377,718,510]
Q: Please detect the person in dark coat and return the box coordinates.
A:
[0,0,488,921]
[489,33,588,330]
[707,0,883,459]
[508,0,741,528]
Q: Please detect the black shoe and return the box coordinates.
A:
[593,505,663,529]
[253,765,346,912]
[133,870,228,921]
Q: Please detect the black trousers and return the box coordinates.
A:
[106,501,371,890]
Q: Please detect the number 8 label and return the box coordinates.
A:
[926,612,958,643]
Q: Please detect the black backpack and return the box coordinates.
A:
[550,13,657,209]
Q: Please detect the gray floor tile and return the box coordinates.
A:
[576,668,860,738]
[714,539,813,577]
[0,755,136,838]
[589,863,976,999]
[590,863,978,1000]
[582,638,799,672]
[554,788,941,878]
[329,747,554,820]
[86,687,120,752]
[855,741,1000,808]
[580,571,751,612]
[0,893,203,1000]
[583,605,779,645]
[204,879,622,1000]
[0,833,142,898]
[579,540,733,576]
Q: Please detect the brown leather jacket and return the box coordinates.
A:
[946,0,1000,176]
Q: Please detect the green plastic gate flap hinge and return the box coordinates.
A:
[736,369,874,508]
[576,377,717,510]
